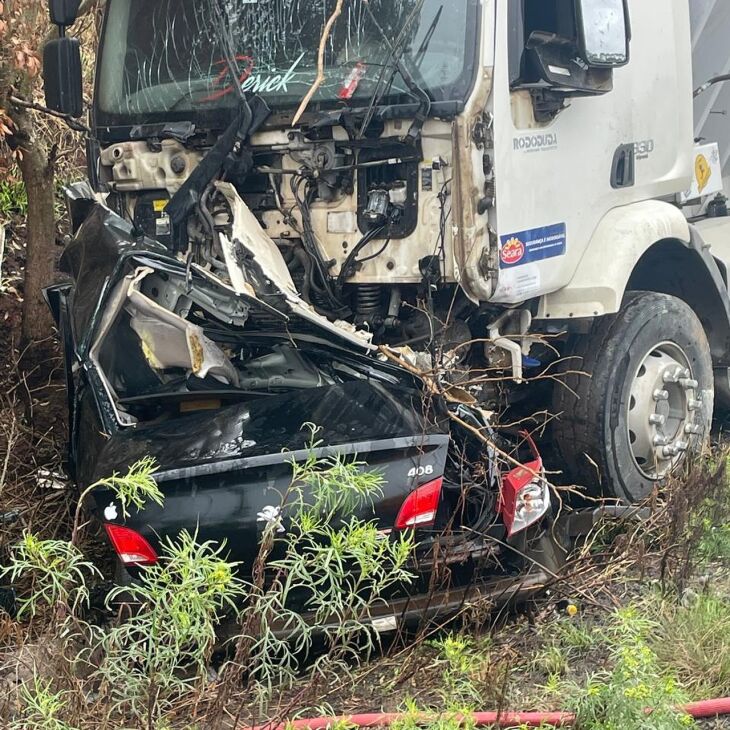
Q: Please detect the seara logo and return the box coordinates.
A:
[501,237,525,265]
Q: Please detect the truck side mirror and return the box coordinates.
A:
[576,0,630,67]
[43,37,83,118]
[49,0,81,27]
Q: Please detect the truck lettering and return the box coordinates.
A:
[242,52,307,94]
[513,133,558,153]
[633,139,655,160]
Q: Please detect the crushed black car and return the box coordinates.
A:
[44,183,563,623]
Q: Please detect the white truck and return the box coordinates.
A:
[42,0,730,503]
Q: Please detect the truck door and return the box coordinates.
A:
[489,0,693,305]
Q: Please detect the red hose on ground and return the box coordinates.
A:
[253,712,573,729]
[684,697,730,719]
[249,697,730,729]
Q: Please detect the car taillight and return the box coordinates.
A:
[500,458,551,537]
[104,523,158,566]
[395,477,443,529]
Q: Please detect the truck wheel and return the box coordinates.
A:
[552,291,713,502]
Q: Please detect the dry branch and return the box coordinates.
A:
[291,0,345,126]
[378,344,547,482]
[8,95,89,134]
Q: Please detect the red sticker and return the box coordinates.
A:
[338,62,367,100]
[500,237,526,266]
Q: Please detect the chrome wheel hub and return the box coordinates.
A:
[627,342,701,479]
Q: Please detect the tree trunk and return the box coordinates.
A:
[12,104,56,345]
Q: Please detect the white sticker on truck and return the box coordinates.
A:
[493,264,542,301]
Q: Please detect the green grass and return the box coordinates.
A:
[9,676,77,730]
[529,617,598,681]
[653,592,730,699]
[0,178,28,221]
[562,607,695,730]
[393,602,702,728]
[530,644,570,677]
[551,617,599,653]
[697,519,730,563]
[693,453,730,565]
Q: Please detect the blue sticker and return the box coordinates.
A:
[499,223,567,268]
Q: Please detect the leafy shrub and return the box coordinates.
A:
[94,531,245,720]
[4,440,418,726]
[567,607,694,730]
[220,442,416,714]
[2,532,99,620]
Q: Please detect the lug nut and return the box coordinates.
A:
[679,378,699,390]
[649,414,666,426]
[663,370,678,384]
[653,435,670,446]
[688,398,703,411]
[675,440,689,452]
[653,389,670,402]
[663,445,679,457]
[685,424,702,435]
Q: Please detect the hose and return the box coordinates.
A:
[694,73,730,98]
[248,697,730,730]
[337,225,387,285]
[685,697,730,719]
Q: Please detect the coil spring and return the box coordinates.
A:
[354,285,384,316]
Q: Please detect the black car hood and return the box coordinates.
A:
[91,379,442,483]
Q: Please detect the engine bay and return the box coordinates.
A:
[97,118,464,346]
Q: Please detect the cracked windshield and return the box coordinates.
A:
[96,0,475,125]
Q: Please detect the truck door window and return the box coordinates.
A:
[510,0,577,87]
[508,0,626,109]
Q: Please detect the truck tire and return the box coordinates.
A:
[552,291,713,502]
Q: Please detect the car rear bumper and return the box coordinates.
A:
[214,569,552,643]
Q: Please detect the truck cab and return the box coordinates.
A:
[43,0,730,502]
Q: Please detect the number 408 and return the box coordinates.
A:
[407,465,434,478]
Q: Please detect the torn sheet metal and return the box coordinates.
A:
[216,182,375,350]
[126,268,240,386]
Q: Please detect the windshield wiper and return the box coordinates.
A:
[164,0,273,251]
[165,95,270,252]
[360,0,431,143]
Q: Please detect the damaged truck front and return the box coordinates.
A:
[45,0,730,519]
[43,0,730,626]
[42,0,557,607]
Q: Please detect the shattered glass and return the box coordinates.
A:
[97,0,476,124]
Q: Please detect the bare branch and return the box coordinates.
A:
[291,0,345,126]
[0,403,18,500]
[8,95,89,134]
